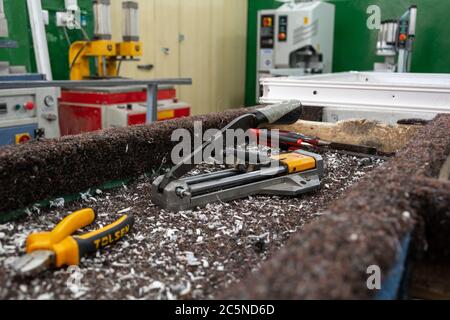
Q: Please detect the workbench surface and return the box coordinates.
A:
[0,152,383,300]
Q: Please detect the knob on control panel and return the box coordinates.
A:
[44,96,55,107]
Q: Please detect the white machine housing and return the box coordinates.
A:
[256,0,335,99]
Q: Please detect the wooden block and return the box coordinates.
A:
[267,119,421,154]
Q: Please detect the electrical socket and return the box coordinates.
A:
[56,10,81,29]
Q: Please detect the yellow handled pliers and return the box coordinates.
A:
[12,208,134,276]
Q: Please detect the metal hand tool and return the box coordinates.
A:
[152,101,324,212]
[156,100,304,192]
[11,208,134,276]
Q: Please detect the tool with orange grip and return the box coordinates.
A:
[11,208,134,276]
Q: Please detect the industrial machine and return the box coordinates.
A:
[0,1,191,144]
[59,85,190,136]
[69,0,142,80]
[374,5,417,73]
[61,0,190,133]
[256,0,335,99]
[0,81,61,146]
[0,1,60,146]
[152,101,323,212]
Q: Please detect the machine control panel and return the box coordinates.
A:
[397,19,409,49]
[278,15,288,42]
[0,88,61,145]
[260,14,275,49]
[0,95,37,120]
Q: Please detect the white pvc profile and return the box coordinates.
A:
[0,0,8,38]
[260,72,450,122]
[27,0,53,80]
[0,0,5,18]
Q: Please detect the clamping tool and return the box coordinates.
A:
[11,208,134,276]
[155,100,304,193]
[152,100,324,212]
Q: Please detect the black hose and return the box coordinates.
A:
[69,42,89,73]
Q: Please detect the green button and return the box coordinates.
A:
[15,104,22,111]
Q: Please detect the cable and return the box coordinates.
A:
[69,42,89,73]
[74,19,90,41]
[68,19,92,74]
[63,26,71,46]
[79,25,90,42]
[117,60,123,77]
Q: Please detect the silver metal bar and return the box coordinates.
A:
[189,166,286,196]
[102,56,107,77]
[408,6,417,37]
[0,78,192,89]
[146,84,158,123]
[397,49,407,73]
[181,169,240,185]
[93,0,112,39]
[122,1,139,41]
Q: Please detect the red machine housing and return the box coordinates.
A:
[59,86,190,136]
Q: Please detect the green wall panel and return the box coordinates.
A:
[246,0,450,106]
[0,0,36,73]
[0,0,93,80]
[331,0,450,73]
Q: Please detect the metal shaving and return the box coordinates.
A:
[0,152,384,300]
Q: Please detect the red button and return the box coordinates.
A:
[24,102,35,111]
[278,33,286,41]
[19,135,31,144]
[399,34,407,41]
[263,17,272,27]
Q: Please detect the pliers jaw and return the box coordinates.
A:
[11,250,55,277]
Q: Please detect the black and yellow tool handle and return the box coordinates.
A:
[53,214,135,267]
[26,208,96,253]
[76,214,135,257]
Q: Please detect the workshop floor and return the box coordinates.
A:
[0,152,384,300]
